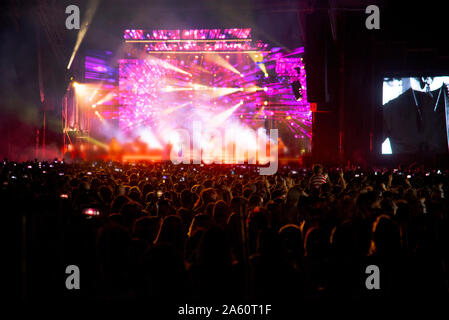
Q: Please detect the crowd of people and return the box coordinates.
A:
[2,159,448,302]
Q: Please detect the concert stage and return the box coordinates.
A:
[62,28,311,163]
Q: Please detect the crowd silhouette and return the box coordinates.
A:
[2,160,448,302]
